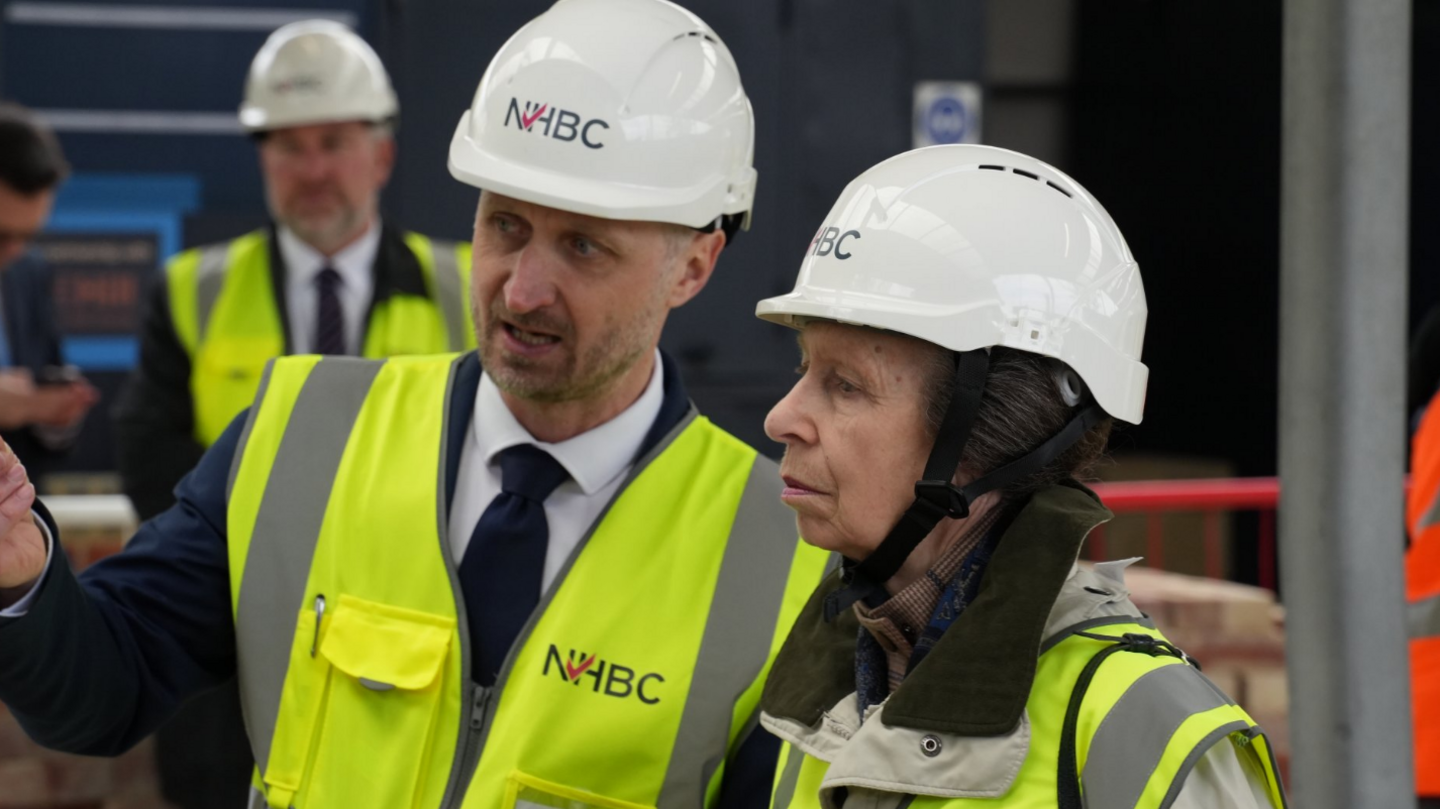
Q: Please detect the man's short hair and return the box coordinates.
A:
[0,102,70,195]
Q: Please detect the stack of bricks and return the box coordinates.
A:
[0,510,173,809]
[1118,564,1291,782]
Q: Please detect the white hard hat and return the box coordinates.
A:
[447,0,757,230]
[240,20,398,132]
[757,144,1148,424]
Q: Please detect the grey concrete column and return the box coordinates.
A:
[1279,0,1413,806]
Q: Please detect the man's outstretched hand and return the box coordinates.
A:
[0,437,45,608]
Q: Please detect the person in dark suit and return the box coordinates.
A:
[0,103,99,478]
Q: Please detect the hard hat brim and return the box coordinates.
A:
[239,105,396,133]
[756,293,1148,425]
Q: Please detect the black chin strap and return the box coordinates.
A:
[822,350,1107,622]
[823,349,989,621]
[691,213,745,246]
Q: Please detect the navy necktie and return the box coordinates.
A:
[313,266,346,355]
[459,444,570,685]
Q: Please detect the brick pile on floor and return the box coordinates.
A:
[1114,563,1290,783]
[0,524,173,809]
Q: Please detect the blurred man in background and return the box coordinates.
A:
[115,20,473,521]
[0,103,99,480]
[111,22,473,809]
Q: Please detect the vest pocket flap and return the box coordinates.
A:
[319,595,454,690]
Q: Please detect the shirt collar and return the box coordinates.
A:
[473,348,665,495]
[276,219,382,288]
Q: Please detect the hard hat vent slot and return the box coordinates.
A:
[677,31,719,44]
[977,163,1075,201]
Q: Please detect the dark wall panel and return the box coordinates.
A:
[1071,0,1283,477]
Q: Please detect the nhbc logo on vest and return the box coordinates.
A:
[504,99,610,149]
[543,645,664,704]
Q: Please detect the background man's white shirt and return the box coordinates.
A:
[277,222,379,355]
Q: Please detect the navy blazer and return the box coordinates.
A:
[0,350,778,806]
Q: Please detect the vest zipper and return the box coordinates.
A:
[457,685,490,778]
[433,401,702,808]
[435,683,489,809]
[435,607,486,809]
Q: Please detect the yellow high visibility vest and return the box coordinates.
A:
[165,230,474,446]
[225,354,830,809]
[768,620,1288,809]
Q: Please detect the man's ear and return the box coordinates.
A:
[667,229,726,309]
[374,134,397,187]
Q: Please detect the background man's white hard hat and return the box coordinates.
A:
[757,144,1149,424]
[240,20,398,132]
[447,0,758,230]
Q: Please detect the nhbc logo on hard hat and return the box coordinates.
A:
[809,225,861,260]
[542,644,664,704]
[504,98,610,150]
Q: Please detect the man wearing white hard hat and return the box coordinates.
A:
[0,2,827,808]
[115,20,474,522]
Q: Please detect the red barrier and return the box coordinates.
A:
[1088,477,1281,590]
[1090,477,1281,511]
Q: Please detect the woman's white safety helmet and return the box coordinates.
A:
[239,20,398,132]
[757,144,1148,424]
[447,0,758,232]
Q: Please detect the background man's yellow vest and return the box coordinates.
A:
[225,355,831,809]
[165,230,474,446]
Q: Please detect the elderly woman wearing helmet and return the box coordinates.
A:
[756,145,1288,809]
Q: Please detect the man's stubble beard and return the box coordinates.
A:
[479,295,663,406]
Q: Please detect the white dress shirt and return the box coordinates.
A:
[448,350,665,591]
[276,222,380,355]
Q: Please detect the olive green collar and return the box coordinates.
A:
[760,481,1112,737]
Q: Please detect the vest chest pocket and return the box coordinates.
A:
[505,771,655,809]
[282,594,455,809]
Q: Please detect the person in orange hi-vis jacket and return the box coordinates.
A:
[1406,391,1440,806]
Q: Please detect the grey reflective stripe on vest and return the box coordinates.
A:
[1411,593,1440,640]
[234,357,385,777]
[655,453,803,809]
[227,361,276,501]
[428,240,468,351]
[1420,476,1440,533]
[1081,663,1235,809]
[1154,721,1257,809]
[195,242,230,342]
[771,746,805,809]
